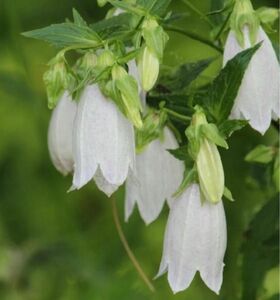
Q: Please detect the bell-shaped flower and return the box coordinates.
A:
[125,127,184,224]
[48,92,77,175]
[223,26,279,134]
[156,183,227,294]
[71,84,135,196]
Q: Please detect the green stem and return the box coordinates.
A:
[163,25,223,53]
[111,197,155,293]
[181,0,215,28]
[163,108,191,123]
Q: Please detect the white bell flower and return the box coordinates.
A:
[125,127,184,225]
[71,84,135,196]
[223,26,279,134]
[48,92,77,175]
[157,183,227,294]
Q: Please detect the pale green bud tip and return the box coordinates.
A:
[230,0,260,46]
[97,50,115,68]
[191,106,207,126]
[111,65,127,81]
[138,46,159,92]
[197,139,225,204]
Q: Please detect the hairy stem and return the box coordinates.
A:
[163,25,223,53]
[111,197,155,292]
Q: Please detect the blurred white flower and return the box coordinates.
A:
[224,26,279,134]
[157,183,227,294]
[125,127,184,225]
[71,84,135,196]
[48,92,77,175]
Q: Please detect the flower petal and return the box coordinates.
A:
[156,184,227,294]
[224,26,279,134]
[125,127,184,224]
[48,92,77,175]
[72,85,135,193]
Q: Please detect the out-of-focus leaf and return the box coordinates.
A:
[245,145,276,164]
[241,197,279,300]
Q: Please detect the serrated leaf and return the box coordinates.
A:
[218,119,248,137]
[22,23,101,49]
[158,58,214,92]
[200,123,228,148]
[245,145,275,164]
[203,43,261,123]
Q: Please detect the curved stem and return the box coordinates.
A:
[181,0,215,28]
[163,107,191,123]
[164,25,223,53]
[111,197,155,292]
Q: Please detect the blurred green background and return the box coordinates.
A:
[0,0,278,299]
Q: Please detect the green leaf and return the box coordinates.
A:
[245,145,275,164]
[22,23,101,49]
[202,43,261,123]
[159,58,214,92]
[136,0,172,16]
[167,145,194,165]
[218,119,248,137]
[241,197,279,300]
[223,186,234,201]
[72,9,88,27]
[107,0,146,15]
[173,168,197,197]
[200,123,228,149]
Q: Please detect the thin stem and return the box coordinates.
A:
[163,25,223,53]
[111,197,155,293]
[163,108,191,122]
[181,0,215,28]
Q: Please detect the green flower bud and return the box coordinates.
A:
[230,0,260,47]
[112,65,143,129]
[43,54,73,109]
[97,50,115,69]
[138,46,159,92]
[189,107,225,204]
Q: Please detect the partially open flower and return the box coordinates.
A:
[71,84,135,196]
[157,183,227,294]
[125,127,184,224]
[48,92,77,176]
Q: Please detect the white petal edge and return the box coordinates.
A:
[125,127,184,225]
[156,184,227,294]
[48,92,77,176]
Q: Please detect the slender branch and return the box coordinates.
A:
[180,0,215,28]
[163,25,223,53]
[111,197,155,292]
[163,107,191,123]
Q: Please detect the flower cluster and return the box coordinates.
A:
[25,0,279,295]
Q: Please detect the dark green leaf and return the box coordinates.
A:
[22,23,101,49]
[241,197,279,300]
[202,43,261,123]
[136,0,172,16]
[159,58,214,92]
[218,119,248,137]
[173,168,197,197]
[72,9,87,26]
[167,145,190,161]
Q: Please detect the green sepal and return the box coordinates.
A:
[97,0,108,7]
[185,124,202,160]
[43,54,75,109]
[173,168,197,198]
[256,7,279,26]
[245,145,276,164]
[223,186,234,202]
[218,119,248,138]
[230,0,260,46]
[200,123,228,149]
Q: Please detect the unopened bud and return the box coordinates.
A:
[138,46,159,91]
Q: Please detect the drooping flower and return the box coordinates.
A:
[48,92,77,175]
[71,84,135,196]
[125,127,184,225]
[157,183,227,294]
[224,1,279,134]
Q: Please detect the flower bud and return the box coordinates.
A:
[138,46,159,92]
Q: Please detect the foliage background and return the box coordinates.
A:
[0,0,278,299]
